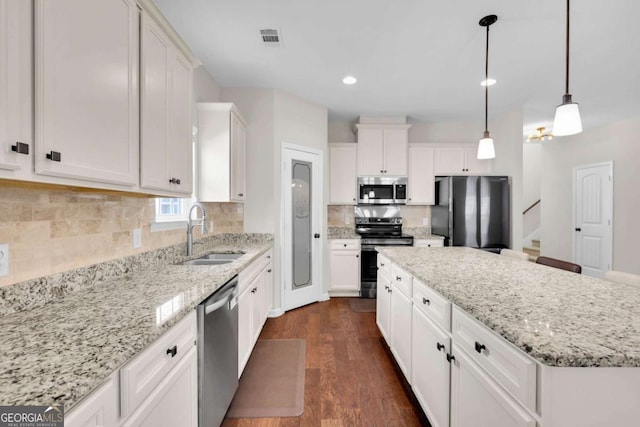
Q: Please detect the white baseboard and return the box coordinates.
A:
[318,293,330,301]
[328,290,360,297]
[267,308,285,318]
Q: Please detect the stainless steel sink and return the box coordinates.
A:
[176,252,244,266]
[200,253,244,261]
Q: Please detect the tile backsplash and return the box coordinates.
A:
[0,182,243,287]
[328,205,431,227]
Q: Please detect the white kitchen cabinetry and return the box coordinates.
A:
[0,0,31,179]
[356,124,410,176]
[433,144,492,175]
[197,103,247,202]
[412,307,451,427]
[329,143,357,204]
[408,144,435,204]
[65,373,119,427]
[376,255,392,342]
[329,239,360,294]
[389,281,413,380]
[34,0,139,187]
[140,11,193,195]
[450,344,535,427]
[414,239,444,248]
[238,250,273,375]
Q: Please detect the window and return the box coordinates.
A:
[155,198,189,222]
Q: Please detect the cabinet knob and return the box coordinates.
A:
[380,263,385,267]
[446,353,456,363]
[11,142,29,155]
[267,269,272,273]
[396,276,401,281]
[169,177,181,185]
[343,244,347,247]
[384,285,389,291]
[475,341,486,354]
[384,170,387,173]
[436,342,445,352]
[314,233,321,239]
[356,254,359,258]
[166,345,178,358]
[422,297,430,306]
[388,288,392,293]
[353,198,356,201]
[251,287,257,294]
[380,170,384,173]
[46,151,61,162]
[238,193,244,197]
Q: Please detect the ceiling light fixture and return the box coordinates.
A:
[552,0,582,136]
[342,76,357,85]
[527,127,554,142]
[480,78,496,87]
[477,14,498,160]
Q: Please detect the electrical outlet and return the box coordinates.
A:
[132,229,142,249]
[0,244,9,277]
[423,217,429,226]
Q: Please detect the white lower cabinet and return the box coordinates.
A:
[376,267,392,342]
[389,284,412,380]
[450,344,536,427]
[65,373,119,427]
[411,307,451,427]
[329,239,360,293]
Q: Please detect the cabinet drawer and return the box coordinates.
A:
[413,278,451,332]
[452,307,536,412]
[239,249,272,292]
[120,310,197,418]
[391,264,413,298]
[377,253,392,279]
[414,239,444,248]
[330,239,360,250]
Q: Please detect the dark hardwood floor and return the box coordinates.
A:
[222,298,429,427]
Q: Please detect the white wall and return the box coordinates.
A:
[193,65,221,102]
[328,121,356,142]
[523,143,542,209]
[541,115,640,274]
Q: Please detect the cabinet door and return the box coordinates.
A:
[250,275,262,347]
[383,128,408,176]
[0,0,31,177]
[357,128,384,175]
[65,373,118,427]
[408,145,435,204]
[230,111,246,201]
[329,143,357,204]
[121,346,197,427]
[412,307,451,427]
[261,263,273,321]
[237,285,253,376]
[390,285,412,381]
[376,270,391,342]
[464,146,492,174]
[450,345,536,427]
[167,51,193,194]
[34,0,138,186]
[329,250,360,291]
[434,146,466,174]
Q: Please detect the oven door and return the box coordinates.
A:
[358,184,395,204]
[360,244,378,298]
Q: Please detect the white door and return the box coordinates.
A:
[282,144,323,311]
[574,162,613,278]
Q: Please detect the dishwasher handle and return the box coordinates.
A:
[204,285,237,315]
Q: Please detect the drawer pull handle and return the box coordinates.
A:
[238,193,244,197]
[167,345,178,358]
[251,287,257,293]
[384,285,389,291]
[380,263,385,267]
[446,353,456,363]
[46,151,61,162]
[267,255,271,259]
[388,288,392,294]
[475,341,486,354]
[396,276,401,281]
[422,297,430,306]
[11,142,29,154]
[267,269,272,273]
[436,342,445,352]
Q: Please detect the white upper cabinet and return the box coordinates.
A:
[197,103,247,203]
[433,144,492,175]
[0,0,32,178]
[356,124,410,176]
[329,143,357,204]
[408,144,435,205]
[34,0,139,186]
[140,11,193,195]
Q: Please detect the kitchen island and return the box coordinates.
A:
[0,233,273,415]
[377,246,640,427]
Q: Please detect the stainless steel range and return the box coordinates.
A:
[355,206,413,298]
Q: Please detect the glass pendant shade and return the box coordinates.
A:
[553,98,582,136]
[477,133,495,159]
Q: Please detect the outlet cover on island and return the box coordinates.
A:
[0,244,9,277]
[133,229,142,249]
[422,217,429,226]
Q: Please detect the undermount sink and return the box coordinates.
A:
[176,252,244,266]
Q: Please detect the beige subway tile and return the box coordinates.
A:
[50,220,81,238]
[14,221,51,243]
[32,205,66,221]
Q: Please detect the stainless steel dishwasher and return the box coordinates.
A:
[198,275,239,427]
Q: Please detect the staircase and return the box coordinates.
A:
[523,239,540,261]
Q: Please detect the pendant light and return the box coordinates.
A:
[552,0,582,136]
[477,15,497,160]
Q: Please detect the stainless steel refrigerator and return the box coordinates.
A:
[432,176,510,252]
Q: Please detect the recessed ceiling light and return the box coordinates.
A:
[481,78,496,87]
[343,76,357,85]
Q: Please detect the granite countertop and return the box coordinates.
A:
[327,226,359,239]
[0,235,273,410]
[377,246,640,368]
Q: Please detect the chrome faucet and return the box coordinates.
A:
[186,202,208,256]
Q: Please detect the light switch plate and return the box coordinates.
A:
[423,217,429,226]
[0,244,9,277]
[132,229,142,249]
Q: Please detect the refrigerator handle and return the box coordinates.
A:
[448,176,454,246]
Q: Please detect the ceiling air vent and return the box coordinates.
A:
[260,29,282,47]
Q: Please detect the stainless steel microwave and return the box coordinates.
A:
[357,176,407,204]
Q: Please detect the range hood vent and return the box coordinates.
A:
[260,29,281,47]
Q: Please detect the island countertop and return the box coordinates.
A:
[0,234,272,411]
[377,246,640,368]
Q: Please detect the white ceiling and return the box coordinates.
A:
[155,0,640,134]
